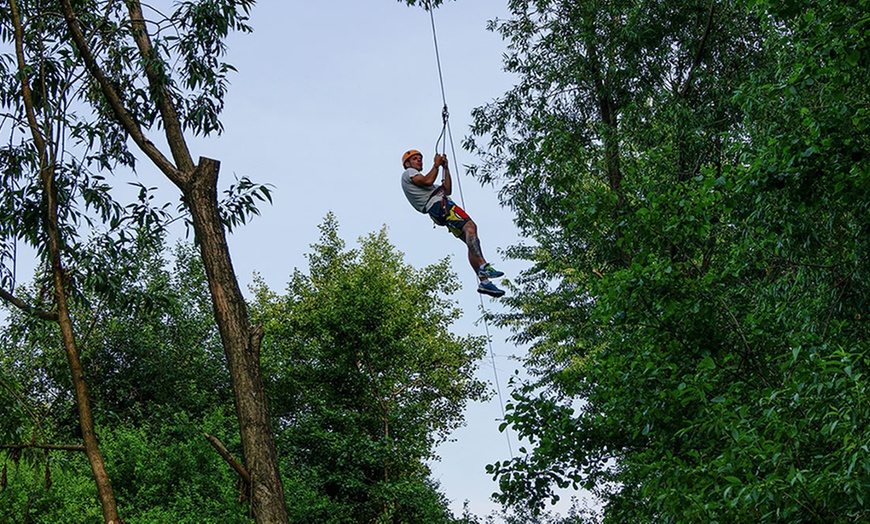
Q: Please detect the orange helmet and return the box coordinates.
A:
[402,149,422,167]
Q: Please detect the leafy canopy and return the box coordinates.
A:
[250,214,489,523]
[467,0,870,522]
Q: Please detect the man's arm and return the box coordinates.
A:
[440,156,452,196]
[411,154,444,187]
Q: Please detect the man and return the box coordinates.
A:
[400,149,505,297]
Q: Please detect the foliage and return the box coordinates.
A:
[399,0,452,8]
[0,411,250,524]
[0,237,251,523]
[1,217,492,522]
[1,2,279,520]
[469,0,870,522]
[250,214,489,523]
[0,0,272,279]
[0,0,175,293]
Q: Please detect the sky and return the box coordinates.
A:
[199,2,546,518]
[7,0,586,519]
[173,1,590,519]
[206,2,536,518]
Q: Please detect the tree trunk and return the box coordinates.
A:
[184,157,289,524]
[11,0,121,520]
[56,2,292,519]
[43,170,121,524]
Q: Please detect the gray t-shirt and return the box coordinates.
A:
[401,168,442,213]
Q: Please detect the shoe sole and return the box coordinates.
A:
[477,288,505,297]
[478,271,505,278]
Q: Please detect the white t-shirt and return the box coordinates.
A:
[401,168,442,213]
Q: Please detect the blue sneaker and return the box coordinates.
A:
[477,280,505,297]
[478,263,505,279]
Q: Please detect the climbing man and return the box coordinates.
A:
[400,149,505,297]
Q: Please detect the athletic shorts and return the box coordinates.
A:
[428,198,471,239]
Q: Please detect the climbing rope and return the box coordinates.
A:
[427,3,466,218]
[435,104,449,156]
[428,4,450,160]
[426,3,512,458]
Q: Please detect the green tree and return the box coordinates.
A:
[50,0,286,517]
[0,1,172,518]
[0,238,251,523]
[0,0,290,519]
[468,0,870,522]
[250,215,488,523]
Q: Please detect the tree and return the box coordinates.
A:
[0,1,169,519]
[6,1,291,520]
[468,0,870,521]
[2,1,469,520]
[0,217,490,522]
[0,238,251,523]
[4,0,455,520]
[250,214,489,523]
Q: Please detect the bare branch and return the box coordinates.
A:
[57,0,184,186]
[204,433,250,485]
[0,286,58,321]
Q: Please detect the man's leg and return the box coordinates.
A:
[443,203,504,296]
[463,222,505,297]
[461,221,487,278]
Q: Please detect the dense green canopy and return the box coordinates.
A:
[1,218,489,522]
[468,0,870,521]
[2,0,868,522]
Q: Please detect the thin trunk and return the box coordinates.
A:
[11,0,120,521]
[44,170,122,524]
[587,35,627,267]
[600,93,627,267]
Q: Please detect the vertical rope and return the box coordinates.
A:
[6,127,18,290]
[478,295,512,458]
[426,3,512,459]
[429,6,449,158]
[428,5,448,110]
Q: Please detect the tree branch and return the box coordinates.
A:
[10,0,47,164]
[204,433,250,485]
[125,0,195,174]
[57,0,183,186]
[679,0,716,98]
[0,285,58,322]
[0,443,85,452]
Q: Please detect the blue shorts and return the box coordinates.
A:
[428,198,471,239]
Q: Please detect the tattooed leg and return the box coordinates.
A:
[462,221,487,278]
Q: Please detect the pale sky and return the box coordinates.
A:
[203,2,535,518]
[184,1,567,519]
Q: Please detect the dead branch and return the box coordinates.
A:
[204,433,250,485]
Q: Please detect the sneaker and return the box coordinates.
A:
[477,280,506,297]
[478,263,505,279]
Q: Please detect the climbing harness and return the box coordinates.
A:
[425,3,513,458]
